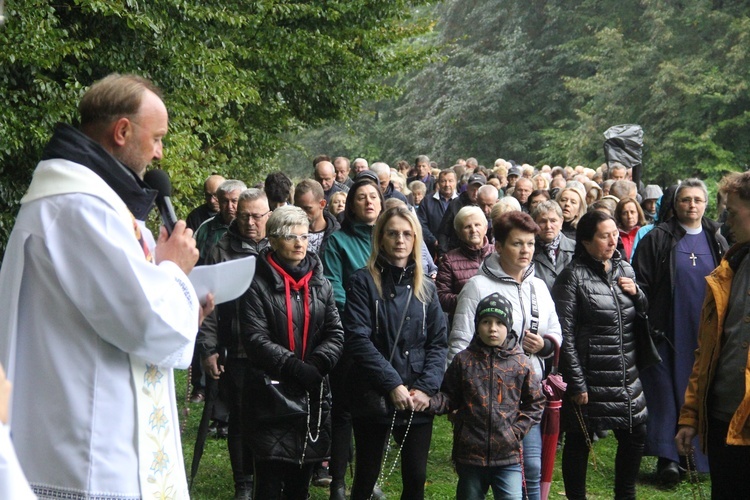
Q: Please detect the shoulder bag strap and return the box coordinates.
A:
[529,282,539,335]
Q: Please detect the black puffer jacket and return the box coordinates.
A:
[631,217,727,340]
[343,256,448,425]
[552,251,648,432]
[239,248,344,463]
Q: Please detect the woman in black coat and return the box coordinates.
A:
[343,206,448,500]
[240,206,344,500]
[552,211,648,500]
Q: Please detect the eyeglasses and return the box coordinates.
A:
[237,211,271,222]
[274,233,310,242]
[678,197,706,205]
[384,230,414,241]
[204,192,218,201]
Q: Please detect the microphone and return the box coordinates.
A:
[144,169,178,235]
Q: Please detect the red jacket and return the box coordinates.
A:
[436,239,493,314]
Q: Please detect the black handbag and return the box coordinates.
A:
[252,375,308,422]
[634,312,662,370]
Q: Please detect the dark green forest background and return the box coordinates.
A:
[2,0,749,257]
[278,0,750,184]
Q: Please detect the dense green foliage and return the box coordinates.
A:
[0,0,435,255]
[4,0,749,252]
[283,0,750,188]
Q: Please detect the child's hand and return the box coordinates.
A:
[410,389,431,412]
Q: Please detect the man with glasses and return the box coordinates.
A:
[191,179,248,405]
[198,188,271,499]
[186,174,226,231]
[632,178,728,485]
[194,179,247,265]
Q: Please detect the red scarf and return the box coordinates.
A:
[267,254,313,359]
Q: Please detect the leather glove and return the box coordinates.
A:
[283,357,323,392]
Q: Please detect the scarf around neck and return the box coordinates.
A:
[267,253,314,359]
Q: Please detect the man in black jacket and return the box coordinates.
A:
[417,168,458,258]
[186,174,226,230]
[437,173,486,255]
[407,154,436,194]
[294,179,340,255]
[198,188,271,500]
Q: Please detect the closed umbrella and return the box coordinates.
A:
[540,335,566,500]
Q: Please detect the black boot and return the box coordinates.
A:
[656,457,680,487]
[329,479,346,500]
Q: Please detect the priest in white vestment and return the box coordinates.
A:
[0,74,211,500]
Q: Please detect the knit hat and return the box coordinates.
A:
[474,292,513,332]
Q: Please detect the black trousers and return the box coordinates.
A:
[253,460,314,500]
[707,417,750,500]
[225,358,254,486]
[562,422,646,500]
[329,362,353,483]
[350,418,433,500]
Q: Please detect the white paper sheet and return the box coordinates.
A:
[188,256,256,305]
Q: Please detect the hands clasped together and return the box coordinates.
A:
[390,384,431,412]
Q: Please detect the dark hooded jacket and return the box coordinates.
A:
[197,220,269,359]
[430,334,544,467]
[239,247,344,463]
[552,251,649,432]
[343,256,448,425]
[313,209,341,254]
[437,191,475,254]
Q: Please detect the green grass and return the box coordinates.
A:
[177,370,710,499]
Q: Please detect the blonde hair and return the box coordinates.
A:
[557,186,588,227]
[367,206,429,303]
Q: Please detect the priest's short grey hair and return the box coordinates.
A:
[267,205,309,238]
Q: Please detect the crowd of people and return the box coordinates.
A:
[183,150,748,500]
[1,72,749,500]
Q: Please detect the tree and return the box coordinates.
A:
[0,0,435,257]
[288,0,750,186]
[538,0,750,184]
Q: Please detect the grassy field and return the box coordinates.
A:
[177,370,710,499]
